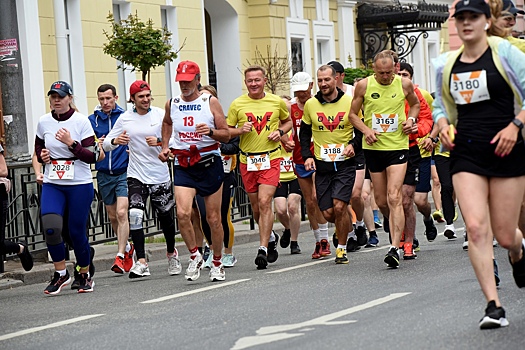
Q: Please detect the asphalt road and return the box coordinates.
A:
[1,216,524,350]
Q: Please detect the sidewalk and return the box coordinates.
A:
[0,220,314,290]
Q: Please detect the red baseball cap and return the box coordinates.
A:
[129,80,150,96]
[176,61,200,82]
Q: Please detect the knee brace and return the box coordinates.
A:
[129,208,144,230]
[42,213,64,246]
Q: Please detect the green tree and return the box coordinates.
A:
[103,12,179,82]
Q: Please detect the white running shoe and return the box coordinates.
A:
[129,262,151,279]
[221,253,237,267]
[168,254,182,275]
[493,238,498,247]
[444,224,457,239]
[209,263,226,282]
[185,253,203,281]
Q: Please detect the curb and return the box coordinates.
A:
[0,221,314,290]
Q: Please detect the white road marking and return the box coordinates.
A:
[141,278,251,304]
[266,258,335,274]
[0,314,104,341]
[232,292,411,349]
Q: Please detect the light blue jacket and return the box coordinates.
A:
[432,36,525,126]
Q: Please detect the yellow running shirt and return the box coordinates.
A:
[302,94,354,161]
[227,93,289,164]
[363,75,408,151]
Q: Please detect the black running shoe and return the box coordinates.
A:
[17,241,33,271]
[290,241,301,254]
[89,246,95,277]
[267,231,279,263]
[71,263,81,290]
[509,239,525,288]
[479,300,509,329]
[280,229,291,248]
[77,273,94,293]
[355,226,368,246]
[384,247,400,268]
[413,237,420,252]
[255,248,268,270]
[424,218,438,242]
[383,217,390,234]
[346,237,360,252]
[332,231,338,247]
[44,271,72,295]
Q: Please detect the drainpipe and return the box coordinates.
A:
[53,0,70,83]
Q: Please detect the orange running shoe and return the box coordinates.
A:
[111,256,125,274]
[320,239,331,256]
[403,242,417,260]
[312,242,321,259]
[123,243,135,272]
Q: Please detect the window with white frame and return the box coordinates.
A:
[312,21,335,68]
[286,18,312,83]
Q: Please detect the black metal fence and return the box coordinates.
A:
[0,161,255,272]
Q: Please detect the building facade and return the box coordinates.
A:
[0,0,452,158]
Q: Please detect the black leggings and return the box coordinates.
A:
[0,189,19,255]
[196,172,235,249]
[434,155,455,225]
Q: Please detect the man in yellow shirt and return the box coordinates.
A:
[350,51,420,268]
[227,65,292,269]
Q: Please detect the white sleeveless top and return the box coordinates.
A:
[170,94,218,154]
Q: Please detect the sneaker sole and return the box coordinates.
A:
[255,254,268,270]
[444,230,457,239]
[129,272,150,279]
[111,265,125,274]
[403,255,417,260]
[78,281,95,293]
[44,276,72,295]
[335,259,349,264]
[185,270,201,281]
[479,316,509,329]
[384,256,400,268]
[365,244,377,248]
[210,275,226,282]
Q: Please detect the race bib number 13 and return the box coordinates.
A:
[49,160,75,180]
[247,153,270,171]
[321,144,345,162]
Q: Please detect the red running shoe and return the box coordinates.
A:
[403,242,417,260]
[111,256,125,274]
[320,239,331,257]
[312,242,321,259]
[123,243,135,272]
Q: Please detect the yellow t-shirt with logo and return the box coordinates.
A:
[227,93,289,164]
[302,94,354,161]
[363,75,408,151]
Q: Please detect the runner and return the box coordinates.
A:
[227,65,292,269]
[281,72,329,259]
[159,62,230,282]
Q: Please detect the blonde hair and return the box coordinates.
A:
[488,0,512,38]
[200,85,218,99]
[244,65,266,77]
[48,94,79,112]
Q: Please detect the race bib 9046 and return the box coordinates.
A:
[450,70,490,105]
[49,160,75,180]
[372,113,398,133]
[321,144,345,162]
[247,153,270,171]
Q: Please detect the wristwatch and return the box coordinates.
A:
[431,136,439,143]
[278,129,285,137]
[511,118,524,130]
[68,141,78,150]
[408,117,417,124]
[208,128,214,137]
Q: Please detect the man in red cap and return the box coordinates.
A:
[103,80,179,279]
[159,61,230,282]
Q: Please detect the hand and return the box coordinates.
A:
[158,148,171,162]
[195,123,211,137]
[98,135,105,146]
[145,136,158,147]
[402,119,417,135]
[421,137,434,152]
[438,124,455,151]
[36,173,44,185]
[41,149,51,164]
[114,130,130,145]
[267,130,281,142]
[364,128,379,146]
[55,128,73,146]
[283,139,295,153]
[342,144,355,158]
[491,123,519,157]
[241,122,253,134]
[304,158,316,171]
